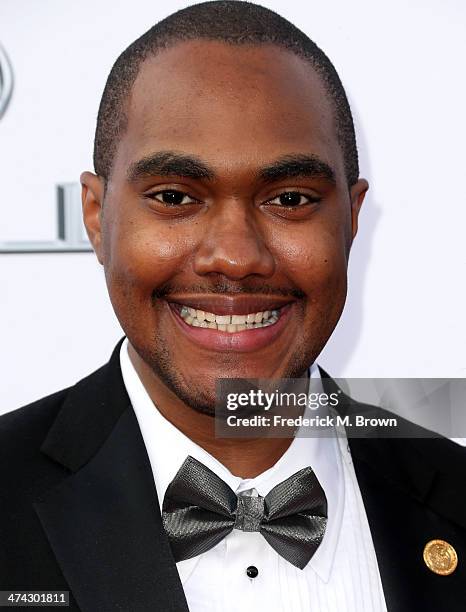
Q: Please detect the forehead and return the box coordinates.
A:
[115,40,342,178]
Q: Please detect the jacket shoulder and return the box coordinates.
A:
[0,353,113,445]
[0,349,123,488]
[0,387,70,445]
[0,388,72,484]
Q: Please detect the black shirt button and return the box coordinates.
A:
[246,565,259,578]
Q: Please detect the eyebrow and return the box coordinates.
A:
[127,151,215,182]
[127,151,335,185]
[258,154,336,185]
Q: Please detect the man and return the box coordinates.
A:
[1,2,464,611]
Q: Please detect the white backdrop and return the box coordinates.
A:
[1,0,465,413]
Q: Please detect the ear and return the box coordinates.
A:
[349,178,369,242]
[81,171,105,264]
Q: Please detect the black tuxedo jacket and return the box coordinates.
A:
[1,341,465,611]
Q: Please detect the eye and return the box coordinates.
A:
[266,191,321,207]
[146,189,198,206]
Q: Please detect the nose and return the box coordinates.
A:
[193,199,275,280]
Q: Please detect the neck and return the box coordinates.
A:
[128,344,294,478]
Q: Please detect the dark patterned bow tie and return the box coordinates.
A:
[162,455,327,569]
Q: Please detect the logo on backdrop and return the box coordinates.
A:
[0,184,92,254]
[0,44,91,254]
[0,44,13,119]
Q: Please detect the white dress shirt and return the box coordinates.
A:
[120,339,387,611]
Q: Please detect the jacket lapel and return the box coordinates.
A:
[349,435,466,611]
[34,340,189,612]
[319,369,466,611]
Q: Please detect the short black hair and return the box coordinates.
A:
[94,1,359,185]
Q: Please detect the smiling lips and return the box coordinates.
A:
[166,295,296,352]
[178,305,280,332]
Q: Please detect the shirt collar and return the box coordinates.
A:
[119,338,344,583]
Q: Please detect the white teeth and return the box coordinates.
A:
[178,304,282,332]
[231,314,246,324]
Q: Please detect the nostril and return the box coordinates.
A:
[193,235,275,280]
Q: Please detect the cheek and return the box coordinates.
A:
[102,210,196,302]
[271,220,349,298]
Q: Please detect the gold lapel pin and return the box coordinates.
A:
[423,539,458,576]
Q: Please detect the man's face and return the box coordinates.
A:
[83,41,367,414]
